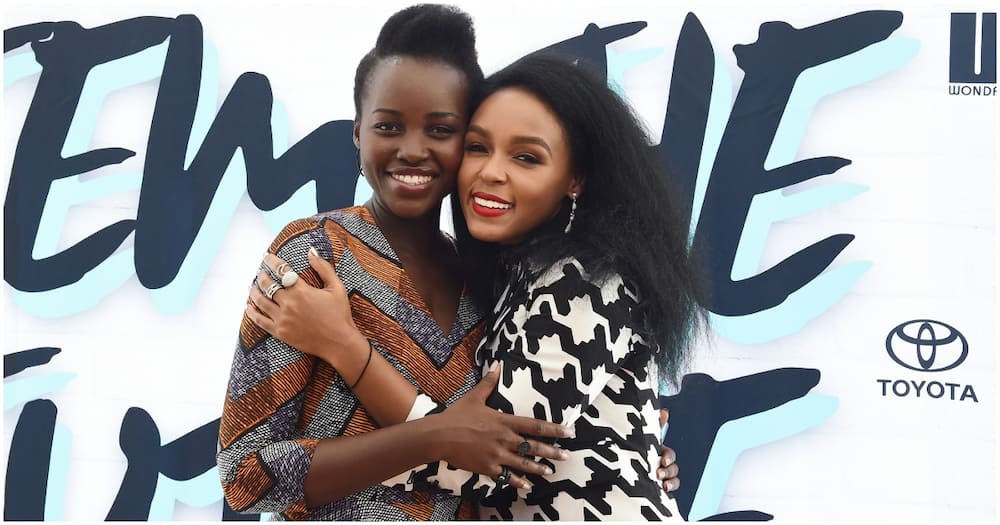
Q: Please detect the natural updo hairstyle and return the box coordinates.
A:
[353,4,484,117]
[454,54,707,386]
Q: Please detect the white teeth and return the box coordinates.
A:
[474,196,512,209]
[391,174,433,185]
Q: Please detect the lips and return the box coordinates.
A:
[470,192,512,217]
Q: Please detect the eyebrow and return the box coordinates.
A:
[467,125,552,155]
[372,108,461,120]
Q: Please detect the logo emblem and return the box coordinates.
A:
[950,12,997,84]
[886,320,968,372]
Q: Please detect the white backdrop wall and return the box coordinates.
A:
[2,0,996,521]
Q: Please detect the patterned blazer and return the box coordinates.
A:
[386,257,681,520]
[217,206,483,520]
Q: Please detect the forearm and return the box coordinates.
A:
[303,414,444,507]
[317,332,427,427]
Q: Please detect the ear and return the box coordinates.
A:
[353,119,361,149]
[568,177,584,198]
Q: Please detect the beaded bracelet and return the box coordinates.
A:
[349,339,374,390]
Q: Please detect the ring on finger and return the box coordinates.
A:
[281,269,299,287]
[253,277,267,296]
[496,466,511,487]
[516,440,531,458]
[260,261,280,282]
[264,281,282,300]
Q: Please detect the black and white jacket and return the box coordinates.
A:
[387,256,680,520]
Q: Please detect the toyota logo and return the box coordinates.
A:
[885,320,968,372]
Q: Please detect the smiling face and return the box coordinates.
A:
[458,87,582,245]
[354,56,469,220]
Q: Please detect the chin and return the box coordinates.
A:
[388,198,443,219]
[468,223,518,245]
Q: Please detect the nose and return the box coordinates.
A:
[477,154,507,184]
[396,134,430,164]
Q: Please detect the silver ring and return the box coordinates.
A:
[276,262,291,275]
[260,260,280,282]
[264,281,282,300]
[253,277,267,296]
[281,270,299,287]
[496,466,511,487]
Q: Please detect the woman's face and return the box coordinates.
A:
[457,87,581,245]
[354,56,468,220]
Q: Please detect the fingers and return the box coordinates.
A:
[469,361,501,402]
[507,473,532,490]
[245,299,275,333]
[512,438,568,463]
[262,252,291,277]
[248,282,279,319]
[502,413,574,440]
[660,446,676,467]
[489,456,546,489]
[657,461,679,492]
[661,467,680,492]
[307,247,342,291]
[255,268,283,305]
[503,452,552,478]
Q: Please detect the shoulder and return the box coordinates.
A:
[529,256,638,308]
[268,206,371,270]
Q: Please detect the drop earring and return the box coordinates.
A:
[564,192,577,234]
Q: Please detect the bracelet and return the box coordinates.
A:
[349,339,374,390]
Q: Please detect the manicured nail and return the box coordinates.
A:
[657,468,666,480]
[542,466,553,475]
[562,425,575,438]
[309,246,318,257]
[666,480,675,491]
[558,450,569,460]
[522,480,533,489]
[489,361,499,373]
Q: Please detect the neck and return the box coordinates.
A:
[365,200,443,255]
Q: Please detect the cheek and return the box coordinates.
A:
[457,157,480,193]
[359,137,390,171]
[522,179,568,222]
[435,138,465,176]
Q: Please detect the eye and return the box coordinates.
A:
[464,142,488,154]
[373,122,402,134]
[428,125,457,138]
[514,153,541,164]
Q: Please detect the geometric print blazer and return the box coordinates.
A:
[217,206,483,520]
[385,257,681,520]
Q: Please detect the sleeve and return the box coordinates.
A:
[381,387,497,500]
[216,218,341,518]
[404,392,446,422]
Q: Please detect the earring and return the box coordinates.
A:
[564,193,577,234]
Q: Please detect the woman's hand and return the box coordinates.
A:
[658,409,680,493]
[245,248,366,368]
[431,362,573,490]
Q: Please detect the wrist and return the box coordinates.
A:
[317,330,368,369]
[415,414,449,464]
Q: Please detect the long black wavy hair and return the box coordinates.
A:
[353,4,484,118]
[453,54,707,386]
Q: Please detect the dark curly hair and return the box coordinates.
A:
[453,54,707,386]
[353,4,484,117]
